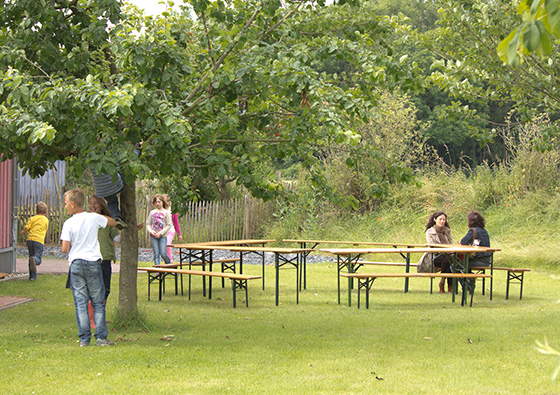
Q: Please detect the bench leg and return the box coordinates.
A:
[507,271,525,300]
[520,272,524,299]
[188,273,192,301]
[147,274,151,301]
[365,278,375,309]
[159,273,163,301]
[232,279,237,308]
[221,261,237,288]
[231,278,249,308]
[356,277,375,309]
[506,272,510,300]
[357,278,361,309]
[473,269,486,296]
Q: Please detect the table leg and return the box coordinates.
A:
[490,254,494,301]
[179,247,184,296]
[275,252,280,306]
[208,250,213,300]
[404,252,410,293]
[188,253,192,300]
[261,250,265,290]
[296,253,300,304]
[260,244,266,290]
[347,254,354,307]
[337,256,341,305]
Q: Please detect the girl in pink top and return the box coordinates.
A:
[163,194,182,263]
[146,194,172,266]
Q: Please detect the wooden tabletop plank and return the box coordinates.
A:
[428,243,501,252]
[137,267,262,280]
[340,272,492,278]
[170,239,275,248]
[183,244,313,254]
[320,246,500,255]
[283,239,427,247]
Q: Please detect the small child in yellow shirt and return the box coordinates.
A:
[20,202,49,281]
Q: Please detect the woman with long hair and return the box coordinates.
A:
[418,211,454,293]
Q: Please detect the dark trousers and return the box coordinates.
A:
[434,254,453,287]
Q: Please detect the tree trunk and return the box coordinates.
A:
[118,179,139,317]
[217,176,229,200]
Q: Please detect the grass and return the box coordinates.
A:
[1,260,560,394]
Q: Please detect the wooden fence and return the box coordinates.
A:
[138,194,273,247]
[17,191,274,248]
[17,190,65,246]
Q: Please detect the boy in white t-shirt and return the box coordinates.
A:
[61,188,116,347]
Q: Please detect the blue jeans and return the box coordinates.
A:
[150,235,170,266]
[27,240,44,266]
[101,260,112,300]
[105,194,122,221]
[70,259,108,343]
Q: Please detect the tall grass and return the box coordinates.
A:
[268,119,560,271]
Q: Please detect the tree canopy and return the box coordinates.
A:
[0,0,423,316]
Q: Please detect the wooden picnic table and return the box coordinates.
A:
[320,246,500,306]
[428,244,502,299]
[172,242,313,306]
[170,239,275,293]
[284,239,430,293]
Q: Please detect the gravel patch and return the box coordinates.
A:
[17,246,336,265]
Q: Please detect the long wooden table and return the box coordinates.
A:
[320,246,500,306]
[172,242,313,306]
[428,244,502,300]
[170,239,275,294]
[284,239,428,292]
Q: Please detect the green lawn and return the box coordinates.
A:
[1,261,559,394]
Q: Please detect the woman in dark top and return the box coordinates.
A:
[460,210,492,267]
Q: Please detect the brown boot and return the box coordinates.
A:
[439,280,445,294]
[448,285,453,294]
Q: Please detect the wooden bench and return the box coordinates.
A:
[154,258,240,296]
[471,266,530,300]
[357,261,418,268]
[340,272,492,308]
[137,267,260,308]
[353,261,419,293]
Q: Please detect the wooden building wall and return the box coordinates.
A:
[0,157,17,274]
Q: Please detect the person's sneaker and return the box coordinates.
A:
[115,220,127,230]
[79,341,89,347]
[96,339,115,347]
[29,256,36,272]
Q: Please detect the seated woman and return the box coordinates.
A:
[418,211,454,294]
[460,210,492,267]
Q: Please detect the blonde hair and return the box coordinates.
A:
[36,201,48,215]
[64,189,85,209]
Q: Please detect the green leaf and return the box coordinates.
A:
[523,21,542,52]
[498,28,520,64]
[530,0,543,14]
[536,29,552,58]
[548,6,560,37]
